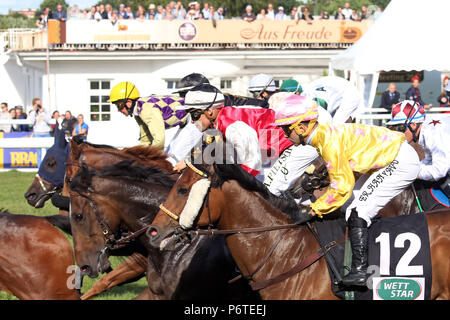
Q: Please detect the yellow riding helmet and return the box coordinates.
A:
[108,81,140,103]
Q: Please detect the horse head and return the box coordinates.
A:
[25,126,70,208]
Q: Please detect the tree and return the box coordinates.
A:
[0,14,36,29]
[39,0,70,12]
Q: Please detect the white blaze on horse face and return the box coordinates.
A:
[179,178,211,229]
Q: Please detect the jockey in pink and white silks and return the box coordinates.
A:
[263,92,332,198]
[174,83,292,176]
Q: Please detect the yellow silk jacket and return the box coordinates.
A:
[309,122,405,217]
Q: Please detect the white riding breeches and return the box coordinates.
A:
[343,141,420,227]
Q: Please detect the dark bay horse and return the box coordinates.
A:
[147,147,450,300]
[0,210,79,300]
[69,160,257,300]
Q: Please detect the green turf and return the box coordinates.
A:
[0,170,148,300]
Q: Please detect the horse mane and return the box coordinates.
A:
[72,135,116,149]
[97,160,176,188]
[122,145,170,164]
[210,164,299,220]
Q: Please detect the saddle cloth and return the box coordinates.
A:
[314,212,432,300]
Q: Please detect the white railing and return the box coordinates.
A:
[355,107,450,124]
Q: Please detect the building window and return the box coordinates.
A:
[89,80,111,122]
[166,80,178,90]
[220,79,232,90]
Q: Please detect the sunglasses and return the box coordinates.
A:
[387,124,406,133]
[189,109,204,122]
[114,101,126,110]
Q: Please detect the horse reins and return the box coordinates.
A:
[159,160,345,290]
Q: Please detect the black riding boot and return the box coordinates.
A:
[342,209,369,287]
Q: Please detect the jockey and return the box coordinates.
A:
[109,81,188,149]
[300,76,363,124]
[263,93,332,198]
[280,79,302,95]
[176,83,292,176]
[248,73,278,106]
[272,95,420,287]
[386,100,450,198]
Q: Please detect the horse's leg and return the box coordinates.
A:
[427,212,450,300]
[81,253,147,300]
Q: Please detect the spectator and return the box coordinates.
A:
[9,108,18,132]
[155,5,165,20]
[28,98,52,137]
[125,6,134,19]
[202,3,211,19]
[275,6,287,20]
[214,7,224,20]
[118,4,128,19]
[173,2,186,20]
[147,4,156,18]
[242,5,256,22]
[257,8,268,20]
[289,6,298,20]
[0,102,11,133]
[350,9,360,21]
[110,10,119,25]
[87,6,101,20]
[81,9,89,19]
[72,114,89,141]
[53,4,67,21]
[319,11,329,20]
[301,7,313,22]
[14,106,29,132]
[68,5,81,19]
[136,5,146,21]
[266,3,275,20]
[187,2,196,15]
[61,110,77,136]
[443,75,449,88]
[186,9,196,20]
[360,5,369,20]
[437,83,450,114]
[36,7,52,29]
[342,2,352,20]
[335,7,345,20]
[380,83,400,112]
[50,110,60,136]
[405,75,430,110]
[195,12,204,20]
[373,6,383,20]
[194,2,201,18]
[98,4,108,19]
[105,4,113,19]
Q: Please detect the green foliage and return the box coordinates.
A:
[0,14,36,29]
[39,0,70,12]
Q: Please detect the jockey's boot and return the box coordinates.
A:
[342,209,369,287]
[295,206,314,225]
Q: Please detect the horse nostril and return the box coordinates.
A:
[80,265,90,273]
[147,226,159,238]
[25,192,36,201]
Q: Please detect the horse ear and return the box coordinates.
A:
[54,126,67,149]
[70,139,82,160]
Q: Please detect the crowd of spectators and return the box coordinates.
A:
[0,99,88,139]
[35,1,384,27]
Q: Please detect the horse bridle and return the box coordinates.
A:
[66,161,150,252]
[34,173,61,201]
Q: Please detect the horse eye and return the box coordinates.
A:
[177,187,189,195]
[73,213,83,222]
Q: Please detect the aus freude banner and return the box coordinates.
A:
[63,20,373,45]
[0,132,42,169]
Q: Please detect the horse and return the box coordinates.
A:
[147,142,450,300]
[0,210,79,300]
[68,160,257,300]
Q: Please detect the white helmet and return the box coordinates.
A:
[248,73,277,93]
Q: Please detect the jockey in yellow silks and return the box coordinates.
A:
[271,94,420,288]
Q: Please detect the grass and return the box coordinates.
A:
[0,170,148,300]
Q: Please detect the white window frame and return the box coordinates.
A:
[88,79,112,122]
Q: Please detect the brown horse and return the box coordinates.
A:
[64,140,174,298]
[0,210,79,300]
[68,161,257,300]
[147,148,450,300]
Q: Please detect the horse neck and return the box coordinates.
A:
[212,181,321,298]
